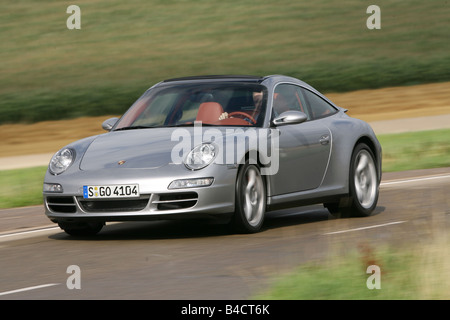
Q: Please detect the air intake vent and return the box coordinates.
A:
[47,196,77,213]
[78,196,150,213]
[153,192,198,210]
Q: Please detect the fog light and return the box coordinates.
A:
[43,183,64,193]
[168,178,214,189]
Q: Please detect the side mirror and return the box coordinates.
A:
[272,111,307,126]
[102,117,119,131]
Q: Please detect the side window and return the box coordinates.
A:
[301,89,337,119]
[272,84,311,120]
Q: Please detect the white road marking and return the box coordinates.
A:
[0,226,60,239]
[0,283,60,296]
[323,221,406,235]
[380,174,450,186]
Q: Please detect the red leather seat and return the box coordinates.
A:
[196,102,224,124]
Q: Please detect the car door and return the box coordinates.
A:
[270,84,332,195]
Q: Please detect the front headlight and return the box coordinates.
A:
[49,148,75,175]
[184,143,217,170]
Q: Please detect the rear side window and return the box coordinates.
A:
[302,89,337,119]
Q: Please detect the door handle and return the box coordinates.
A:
[319,135,330,145]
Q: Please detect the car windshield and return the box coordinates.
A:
[114,82,268,130]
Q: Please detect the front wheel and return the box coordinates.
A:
[231,162,266,233]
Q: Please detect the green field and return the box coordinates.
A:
[0,166,46,209]
[1,0,449,124]
[378,129,450,172]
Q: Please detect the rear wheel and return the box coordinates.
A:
[231,162,266,233]
[58,221,104,236]
[326,143,379,217]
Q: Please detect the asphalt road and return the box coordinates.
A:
[0,167,449,300]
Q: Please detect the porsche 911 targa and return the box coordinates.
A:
[43,75,382,236]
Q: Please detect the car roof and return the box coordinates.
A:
[153,75,323,99]
[160,74,312,88]
[162,75,265,83]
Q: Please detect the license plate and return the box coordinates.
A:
[83,185,140,199]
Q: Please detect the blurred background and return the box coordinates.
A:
[0,0,449,123]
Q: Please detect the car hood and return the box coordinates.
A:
[79,129,182,170]
[79,126,266,171]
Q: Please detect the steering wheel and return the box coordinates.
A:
[227,111,256,124]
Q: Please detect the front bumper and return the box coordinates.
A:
[43,164,237,223]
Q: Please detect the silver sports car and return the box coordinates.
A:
[43,75,382,236]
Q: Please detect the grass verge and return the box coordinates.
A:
[378,129,450,172]
[253,238,450,299]
[0,129,449,209]
[0,166,47,209]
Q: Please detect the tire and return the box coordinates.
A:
[58,221,104,236]
[231,162,266,233]
[343,143,379,217]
